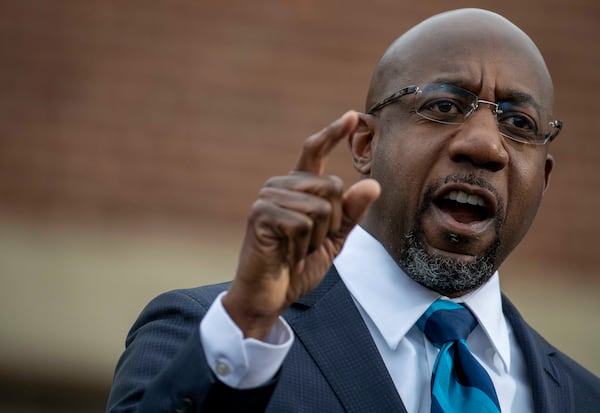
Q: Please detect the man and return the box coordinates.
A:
[107,8,600,413]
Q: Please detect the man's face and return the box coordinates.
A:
[359,18,554,296]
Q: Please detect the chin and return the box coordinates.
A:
[398,229,500,296]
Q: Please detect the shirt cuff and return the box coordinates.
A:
[199,291,294,389]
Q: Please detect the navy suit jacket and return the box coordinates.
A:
[107,267,600,412]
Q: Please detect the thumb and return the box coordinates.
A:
[338,178,380,238]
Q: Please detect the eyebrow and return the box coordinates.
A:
[430,77,542,111]
[501,91,541,111]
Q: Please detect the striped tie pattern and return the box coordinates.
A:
[417,299,501,413]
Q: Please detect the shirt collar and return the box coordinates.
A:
[334,225,511,372]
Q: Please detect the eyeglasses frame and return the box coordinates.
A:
[367,84,563,145]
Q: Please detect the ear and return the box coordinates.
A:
[543,153,554,192]
[349,113,377,175]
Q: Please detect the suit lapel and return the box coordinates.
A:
[285,267,407,413]
[284,270,574,413]
[502,295,572,413]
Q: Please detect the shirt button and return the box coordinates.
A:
[215,359,231,377]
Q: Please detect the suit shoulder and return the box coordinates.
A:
[146,281,232,310]
[128,281,232,335]
[502,295,600,401]
[549,347,600,395]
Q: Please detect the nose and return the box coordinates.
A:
[447,106,509,172]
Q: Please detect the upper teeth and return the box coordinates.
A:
[445,190,485,207]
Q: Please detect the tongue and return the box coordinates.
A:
[438,201,487,224]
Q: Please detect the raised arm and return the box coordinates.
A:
[223,111,380,339]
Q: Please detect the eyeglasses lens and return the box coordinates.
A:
[415,83,553,144]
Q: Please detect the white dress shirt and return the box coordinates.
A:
[200,225,534,412]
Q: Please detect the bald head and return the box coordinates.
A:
[366,9,554,113]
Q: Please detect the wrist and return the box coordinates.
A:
[222,289,280,340]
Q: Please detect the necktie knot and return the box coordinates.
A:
[417,299,477,347]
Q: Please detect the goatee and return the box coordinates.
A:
[399,174,504,296]
[400,229,500,295]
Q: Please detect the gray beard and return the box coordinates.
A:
[399,229,499,295]
[398,174,503,296]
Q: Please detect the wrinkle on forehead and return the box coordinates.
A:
[366,9,554,113]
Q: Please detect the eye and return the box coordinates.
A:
[418,98,467,122]
[439,101,458,113]
[498,112,537,131]
[496,111,542,143]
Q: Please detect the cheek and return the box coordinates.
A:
[372,123,440,182]
[503,158,548,246]
[369,133,437,222]
[370,145,409,212]
[371,133,427,196]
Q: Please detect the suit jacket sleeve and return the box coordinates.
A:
[106,288,278,413]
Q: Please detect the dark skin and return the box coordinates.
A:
[223,112,381,339]
[223,9,555,340]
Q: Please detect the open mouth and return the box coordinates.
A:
[433,189,494,225]
[421,180,502,254]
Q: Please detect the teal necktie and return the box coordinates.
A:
[417,299,501,413]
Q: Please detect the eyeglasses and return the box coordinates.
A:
[367,83,562,145]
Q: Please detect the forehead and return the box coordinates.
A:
[370,12,554,112]
[430,49,547,98]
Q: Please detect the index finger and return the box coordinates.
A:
[294,111,359,175]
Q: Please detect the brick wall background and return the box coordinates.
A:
[0,1,598,411]
[1,0,599,271]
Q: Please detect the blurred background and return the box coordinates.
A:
[0,1,598,411]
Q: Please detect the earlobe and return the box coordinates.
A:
[349,113,377,176]
[543,154,554,192]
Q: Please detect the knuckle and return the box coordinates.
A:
[302,132,324,153]
[263,176,282,188]
[313,200,332,220]
[314,175,344,199]
[327,175,344,195]
[301,138,316,155]
[249,199,271,219]
[258,186,276,199]
[290,215,313,237]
